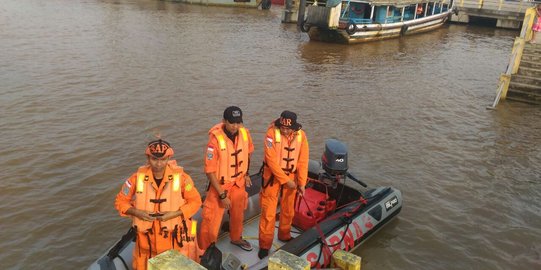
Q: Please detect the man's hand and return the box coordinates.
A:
[128,208,156,222]
[220,197,231,210]
[157,211,181,222]
[245,175,252,188]
[285,180,297,190]
[297,185,305,196]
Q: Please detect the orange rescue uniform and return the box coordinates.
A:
[259,123,309,250]
[416,5,424,15]
[198,123,254,250]
[115,161,202,270]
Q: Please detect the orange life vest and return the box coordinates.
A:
[133,161,185,233]
[270,127,304,177]
[210,124,250,189]
[416,5,423,15]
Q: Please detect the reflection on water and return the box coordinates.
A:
[1,0,540,269]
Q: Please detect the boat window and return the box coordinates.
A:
[436,1,449,13]
[374,5,397,23]
[342,2,372,24]
[427,2,434,15]
[374,6,386,23]
[403,4,416,21]
[415,3,425,18]
[434,1,442,14]
[386,6,402,23]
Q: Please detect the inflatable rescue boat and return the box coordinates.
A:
[88,139,403,269]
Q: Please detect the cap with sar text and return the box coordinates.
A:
[274,110,302,131]
[145,139,174,158]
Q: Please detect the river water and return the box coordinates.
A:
[1,0,540,269]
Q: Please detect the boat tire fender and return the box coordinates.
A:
[453,7,459,16]
[261,0,271,10]
[346,23,357,35]
[400,25,409,36]
[300,21,311,32]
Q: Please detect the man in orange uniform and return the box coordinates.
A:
[198,106,254,252]
[258,110,309,259]
[416,4,424,17]
[115,139,202,270]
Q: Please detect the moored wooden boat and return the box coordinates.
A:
[301,0,457,44]
[171,0,272,9]
[88,139,403,269]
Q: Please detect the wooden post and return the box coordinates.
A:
[499,74,511,100]
[486,74,510,109]
[477,0,483,10]
[523,7,536,42]
[511,38,525,75]
[297,0,307,27]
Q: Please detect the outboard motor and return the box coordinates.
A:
[322,139,348,176]
[321,139,367,188]
[293,139,367,231]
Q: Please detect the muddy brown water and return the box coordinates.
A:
[1,0,540,269]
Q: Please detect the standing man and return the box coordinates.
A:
[115,139,202,270]
[198,106,254,252]
[258,111,309,259]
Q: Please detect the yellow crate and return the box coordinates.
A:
[331,250,362,270]
[268,250,310,270]
[147,249,206,270]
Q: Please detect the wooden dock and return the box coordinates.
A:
[451,0,535,28]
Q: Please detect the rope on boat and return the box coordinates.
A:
[296,178,367,268]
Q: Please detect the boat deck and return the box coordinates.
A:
[89,169,403,270]
[214,210,302,269]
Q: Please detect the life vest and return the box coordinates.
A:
[416,6,423,15]
[210,124,250,189]
[270,127,304,177]
[133,161,185,233]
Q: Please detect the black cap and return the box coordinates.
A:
[223,106,243,124]
[274,110,302,130]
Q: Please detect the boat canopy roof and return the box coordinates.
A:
[347,0,445,7]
